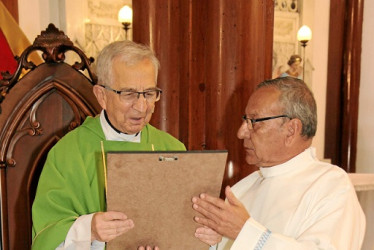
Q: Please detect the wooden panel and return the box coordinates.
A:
[339,0,363,173]
[325,0,363,172]
[132,0,183,139]
[133,0,274,193]
[325,0,345,166]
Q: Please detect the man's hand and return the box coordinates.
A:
[192,186,250,240]
[137,246,159,250]
[194,226,222,246]
[91,211,134,242]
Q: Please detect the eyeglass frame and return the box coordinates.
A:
[98,84,162,102]
[242,114,291,129]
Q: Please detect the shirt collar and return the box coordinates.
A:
[99,110,141,142]
[259,147,316,178]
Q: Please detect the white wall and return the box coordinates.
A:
[18,0,131,63]
[300,0,330,161]
[18,0,88,47]
[357,0,374,173]
[18,0,63,43]
[311,0,329,162]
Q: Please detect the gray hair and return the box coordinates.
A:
[96,40,160,86]
[257,77,317,138]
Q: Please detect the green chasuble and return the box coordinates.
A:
[31,116,186,249]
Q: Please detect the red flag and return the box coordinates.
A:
[0,28,17,74]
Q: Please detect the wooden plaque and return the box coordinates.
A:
[106,151,227,249]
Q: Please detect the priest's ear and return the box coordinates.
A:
[93,84,107,110]
[285,118,303,144]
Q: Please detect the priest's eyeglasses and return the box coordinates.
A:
[99,85,162,103]
[242,114,291,130]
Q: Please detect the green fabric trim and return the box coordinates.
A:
[31,116,185,249]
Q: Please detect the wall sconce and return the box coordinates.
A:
[297,25,312,81]
[118,5,133,40]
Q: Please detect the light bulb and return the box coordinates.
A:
[118,5,133,23]
[297,25,312,42]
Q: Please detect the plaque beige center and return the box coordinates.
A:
[106,150,227,249]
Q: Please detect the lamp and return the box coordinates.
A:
[118,5,133,40]
[297,25,312,80]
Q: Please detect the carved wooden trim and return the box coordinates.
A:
[0,168,9,248]
[4,95,45,168]
[24,135,61,245]
[0,80,97,169]
[0,23,97,113]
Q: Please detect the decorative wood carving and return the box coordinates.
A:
[0,23,97,113]
[0,24,101,250]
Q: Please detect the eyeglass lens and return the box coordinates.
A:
[119,90,161,103]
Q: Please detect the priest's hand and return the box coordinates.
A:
[91,211,134,242]
[137,246,160,250]
[192,186,250,240]
[194,226,222,246]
